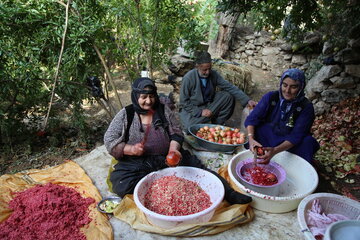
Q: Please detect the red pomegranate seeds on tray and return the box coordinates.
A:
[144,176,212,216]
[0,183,95,240]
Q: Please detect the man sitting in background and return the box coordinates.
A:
[179,51,256,132]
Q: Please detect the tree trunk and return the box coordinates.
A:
[210,11,241,59]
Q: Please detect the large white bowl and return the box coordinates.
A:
[228,150,318,213]
[134,167,225,229]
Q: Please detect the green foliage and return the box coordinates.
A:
[217,0,360,46]
[0,0,206,149]
[103,0,205,78]
[0,0,111,146]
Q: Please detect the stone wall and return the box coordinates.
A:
[227,27,360,115]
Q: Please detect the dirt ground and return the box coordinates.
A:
[1,64,358,202]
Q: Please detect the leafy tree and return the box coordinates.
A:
[103,0,204,79]
[216,0,360,49]
[1,0,108,145]
[0,0,205,149]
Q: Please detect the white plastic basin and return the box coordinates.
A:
[134,167,225,229]
[297,192,360,240]
[228,150,318,213]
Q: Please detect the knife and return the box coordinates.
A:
[141,109,154,145]
[253,147,258,167]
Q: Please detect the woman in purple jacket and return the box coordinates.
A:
[245,68,319,164]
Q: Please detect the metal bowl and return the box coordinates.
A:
[97,197,122,214]
[188,124,247,153]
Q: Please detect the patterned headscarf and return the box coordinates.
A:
[131,77,159,114]
[278,68,306,119]
[279,68,306,100]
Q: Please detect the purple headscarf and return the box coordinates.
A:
[279,68,306,100]
[278,68,306,119]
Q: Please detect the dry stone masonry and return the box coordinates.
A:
[227,27,360,115]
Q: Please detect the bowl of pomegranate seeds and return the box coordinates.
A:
[133,166,225,229]
[188,124,248,153]
[236,159,286,196]
[228,150,318,213]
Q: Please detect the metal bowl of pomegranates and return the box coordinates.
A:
[188,124,248,153]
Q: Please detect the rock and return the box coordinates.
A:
[283,54,292,61]
[254,37,266,46]
[305,65,343,98]
[329,76,357,88]
[245,50,254,56]
[303,32,322,45]
[322,41,333,55]
[317,65,342,80]
[334,48,360,64]
[244,35,255,41]
[314,100,330,115]
[245,43,256,50]
[280,43,292,52]
[321,89,348,103]
[291,55,307,65]
[262,47,280,56]
[348,38,360,48]
[168,55,195,76]
[345,64,360,78]
[253,60,262,68]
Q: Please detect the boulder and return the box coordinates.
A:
[314,100,330,115]
[262,47,280,56]
[334,48,360,64]
[329,76,357,89]
[305,65,343,99]
[345,64,360,78]
[168,55,195,76]
[291,55,307,65]
[321,89,348,103]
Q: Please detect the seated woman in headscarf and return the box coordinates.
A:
[245,68,319,164]
[104,77,252,204]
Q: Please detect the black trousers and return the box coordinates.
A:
[110,149,235,200]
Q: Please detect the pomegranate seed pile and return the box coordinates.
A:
[0,183,94,240]
[144,175,212,216]
[243,166,278,186]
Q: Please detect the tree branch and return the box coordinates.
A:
[43,0,71,131]
[93,44,123,110]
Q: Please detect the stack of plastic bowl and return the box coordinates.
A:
[133,166,225,229]
[228,150,319,213]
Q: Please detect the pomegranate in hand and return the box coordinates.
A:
[166,151,181,167]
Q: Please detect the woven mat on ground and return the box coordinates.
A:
[113,165,254,237]
[0,160,113,240]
